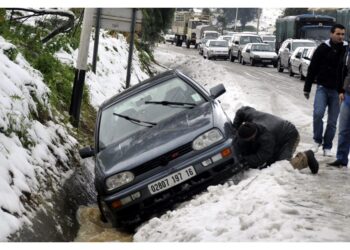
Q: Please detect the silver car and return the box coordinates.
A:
[241,43,277,67]
[203,40,229,60]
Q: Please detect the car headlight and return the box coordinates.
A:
[254,55,260,59]
[192,129,224,151]
[105,171,134,191]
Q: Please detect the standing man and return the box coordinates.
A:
[303,24,348,156]
[328,43,350,168]
[232,106,319,174]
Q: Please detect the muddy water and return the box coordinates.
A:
[74,205,133,242]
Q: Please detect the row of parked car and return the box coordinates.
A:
[195,33,317,79]
[277,38,317,79]
[198,33,278,67]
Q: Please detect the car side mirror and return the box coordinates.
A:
[246,49,250,53]
[296,52,301,58]
[79,146,95,159]
[234,41,239,45]
[210,84,226,99]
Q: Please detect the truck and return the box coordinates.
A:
[196,27,220,55]
[336,9,350,41]
[171,11,211,48]
[275,14,336,52]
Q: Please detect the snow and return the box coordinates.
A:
[55,30,149,108]
[0,17,150,240]
[132,44,350,242]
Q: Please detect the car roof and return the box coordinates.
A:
[286,38,316,43]
[100,70,180,109]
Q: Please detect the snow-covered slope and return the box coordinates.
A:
[55,30,149,108]
[0,36,78,240]
[0,28,150,240]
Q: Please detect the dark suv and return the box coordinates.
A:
[79,70,242,230]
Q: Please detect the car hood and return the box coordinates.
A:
[97,102,214,175]
[251,51,277,58]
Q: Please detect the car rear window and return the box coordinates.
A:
[98,77,206,150]
[209,40,228,47]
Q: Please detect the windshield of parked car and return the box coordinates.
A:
[240,36,263,45]
[98,77,207,150]
[292,41,316,51]
[261,36,275,41]
[204,32,219,39]
[209,40,228,47]
[251,44,274,52]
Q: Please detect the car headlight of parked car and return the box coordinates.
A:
[254,55,260,59]
[106,171,135,191]
[192,128,224,151]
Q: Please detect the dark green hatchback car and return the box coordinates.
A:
[80,70,242,230]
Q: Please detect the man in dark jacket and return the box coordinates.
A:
[328,43,350,168]
[233,106,319,174]
[303,23,348,156]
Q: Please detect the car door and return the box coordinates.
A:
[281,41,291,68]
[291,48,302,73]
[231,36,240,58]
[242,44,250,63]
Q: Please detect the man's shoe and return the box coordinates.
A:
[311,142,321,153]
[327,160,346,168]
[304,150,319,174]
[323,149,333,157]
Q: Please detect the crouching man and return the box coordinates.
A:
[233,106,319,174]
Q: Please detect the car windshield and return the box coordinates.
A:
[292,41,316,51]
[98,77,206,150]
[209,40,228,47]
[240,36,263,45]
[303,27,330,42]
[251,44,274,51]
[261,36,275,41]
[204,33,219,39]
[221,36,232,42]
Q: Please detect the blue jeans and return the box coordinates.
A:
[336,100,350,165]
[313,85,340,149]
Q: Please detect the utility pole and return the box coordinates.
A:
[234,8,238,32]
[125,8,136,89]
[256,9,262,35]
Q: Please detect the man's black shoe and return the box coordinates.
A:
[305,150,319,174]
[327,160,346,168]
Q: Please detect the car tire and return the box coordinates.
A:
[229,51,235,62]
[250,58,255,66]
[273,62,277,68]
[238,53,242,64]
[277,59,283,72]
[242,59,246,65]
[300,67,306,80]
[289,64,294,76]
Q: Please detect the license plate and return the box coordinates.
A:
[262,60,271,62]
[148,166,197,195]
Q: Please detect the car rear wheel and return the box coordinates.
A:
[277,59,283,72]
[238,53,242,64]
[229,51,235,62]
[289,64,294,76]
[300,66,305,80]
[242,59,246,65]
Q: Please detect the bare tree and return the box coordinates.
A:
[6,8,76,43]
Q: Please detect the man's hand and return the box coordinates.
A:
[304,91,310,100]
[339,93,345,103]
